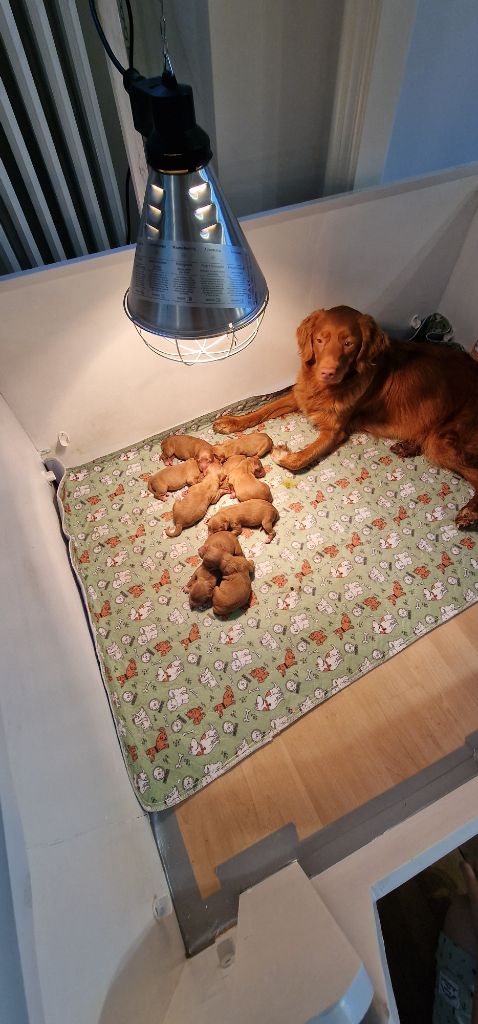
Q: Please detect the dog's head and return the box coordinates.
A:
[297,305,389,385]
[189,579,215,609]
[247,456,265,478]
[205,460,226,483]
[197,446,215,472]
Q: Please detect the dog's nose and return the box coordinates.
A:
[320,366,338,379]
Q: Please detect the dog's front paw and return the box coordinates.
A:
[213,415,243,434]
[390,440,421,458]
[272,445,295,469]
[455,505,478,530]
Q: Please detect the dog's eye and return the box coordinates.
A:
[344,338,354,348]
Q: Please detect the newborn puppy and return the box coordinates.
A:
[184,564,218,610]
[222,455,248,472]
[166,463,228,537]
[210,553,255,617]
[198,530,244,559]
[161,434,215,471]
[212,432,273,460]
[226,456,273,503]
[148,458,202,500]
[207,498,279,542]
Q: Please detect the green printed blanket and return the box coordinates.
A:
[59,394,478,811]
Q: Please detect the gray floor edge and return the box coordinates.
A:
[150,730,478,957]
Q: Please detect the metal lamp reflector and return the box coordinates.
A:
[125,164,268,364]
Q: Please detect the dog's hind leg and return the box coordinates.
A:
[454,474,478,529]
[453,462,478,529]
[261,510,278,542]
[424,432,478,529]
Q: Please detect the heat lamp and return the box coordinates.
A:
[90,0,268,365]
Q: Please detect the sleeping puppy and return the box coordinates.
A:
[198,530,244,560]
[207,498,279,543]
[165,462,228,537]
[209,553,255,617]
[184,564,218,610]
[161,434,215,472]
[213,304,478,528]
[148,458,202,500]
[212,432,273,460]
[226,456,273,503]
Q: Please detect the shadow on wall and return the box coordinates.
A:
[376,191,478,337]
[382,0,478,185]
[99,920,184,1024]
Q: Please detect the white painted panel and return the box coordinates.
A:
[162,781,478,1024]
[0,415,139,847]
[2,168,478,1023]
[1,167,478,466]
[0,735,46,1024]
[313,778,478,1020]
[30,822,183,1024]
[232,862,373,1023]
[0,397,184,1024]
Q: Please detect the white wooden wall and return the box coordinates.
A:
[1,165,478,1024]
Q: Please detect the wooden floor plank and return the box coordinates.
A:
[175,604,478,898]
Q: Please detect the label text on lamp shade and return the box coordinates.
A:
[132,239,256,308]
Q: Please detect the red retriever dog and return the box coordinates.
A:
[213,305,478,529]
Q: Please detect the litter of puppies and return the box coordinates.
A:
[148,432,277,616]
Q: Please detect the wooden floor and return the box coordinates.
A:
[176,603,478,898]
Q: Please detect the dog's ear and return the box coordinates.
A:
[297,310,323,366]
[356,314,390,372]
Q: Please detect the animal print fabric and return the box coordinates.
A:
[58,393,478,811]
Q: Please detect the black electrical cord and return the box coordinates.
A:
[88,0,135,244]
[88,0,127,76]
[124,0,134,67]
[125,166,132,245]
[123,0,134,244]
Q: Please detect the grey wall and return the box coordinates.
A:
[382,0,478,183]
[129,0,344,217]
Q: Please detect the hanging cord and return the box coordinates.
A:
[125,166,132,245]
[88,0,127,75]
[159,0,175,79]
[123,0,134,244]
[124,0,134,66]
[88,0,135,243]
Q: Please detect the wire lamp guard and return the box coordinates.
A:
[90,0,268,365]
